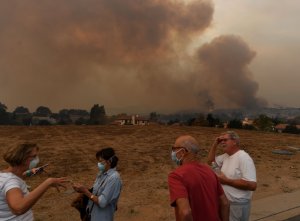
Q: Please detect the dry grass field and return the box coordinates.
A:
[0,125,299,221]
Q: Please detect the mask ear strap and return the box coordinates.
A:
[175,148,183,154]
[108,155,115,163]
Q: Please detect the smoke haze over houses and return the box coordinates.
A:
[1,0,298,114]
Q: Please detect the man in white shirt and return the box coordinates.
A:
[207,131,257,221]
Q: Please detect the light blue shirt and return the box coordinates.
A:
[88,168,122,221]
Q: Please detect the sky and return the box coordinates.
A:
[0,0,299,114]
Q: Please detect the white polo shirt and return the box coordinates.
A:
[216,150,257,203]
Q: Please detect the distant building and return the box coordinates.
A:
[114,115,149,125]
[242,117,254,126]
[13,112,32,125]
[31,116,57,125]
[223,122,229,129]
[274,124,300,133]
[69,114,89,124]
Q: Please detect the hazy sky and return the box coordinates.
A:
[0,0,299,114]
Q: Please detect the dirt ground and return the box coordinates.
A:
[0,125,299,221]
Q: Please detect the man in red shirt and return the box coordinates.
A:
[168,135,229,221]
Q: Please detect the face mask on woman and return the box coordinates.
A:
[29,156,40,169]
[97,162,106,173]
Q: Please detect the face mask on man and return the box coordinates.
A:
[29,156,40,169]
[97,162,106,173]
[171,148,184,165]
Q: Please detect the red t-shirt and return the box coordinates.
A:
[168,162,224,221]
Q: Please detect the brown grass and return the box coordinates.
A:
[0,125,299,221]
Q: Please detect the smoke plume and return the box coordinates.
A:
[195,35,267,109]
[0,0,266,114]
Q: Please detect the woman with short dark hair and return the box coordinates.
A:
[0,143,68,221]
[73,147,122,221]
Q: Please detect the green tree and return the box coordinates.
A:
[149,112,159,122]
[191,113,208,126]
[283,125,300,134]
[287,116,300,125]
[206,113,220,127]
[0,102,10,124]
[272,117,285,125]
[89,104,106,125]
[242,124,256,130]
[228,119,242,129]
[13,106,30,114]
[253,114,274,131]
[75,117,87,125]
[35,106,52,117]
[58,109,72,125]
[12,106,31,125]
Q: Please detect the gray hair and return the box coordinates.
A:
[181,138,200,154]
[223,131,240,145]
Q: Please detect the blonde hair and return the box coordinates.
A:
[3,143,39,166]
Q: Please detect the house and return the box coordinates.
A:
[242,118,254,126]
[69,114,89,124]
[274,124,300,133]
[13,112,32,125]
[31,116,57,125]
[114,115,149,125]
[274,124,288,133]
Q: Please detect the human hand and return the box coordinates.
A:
[46,177,69,192]
[216,172,228,184]
[72,183,88,194]
[214,136,223,146]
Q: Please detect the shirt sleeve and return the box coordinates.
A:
[215,153,226,168]
[168,171,188,207]
[3,177,22,195]
[240,154,257,182]
[98,173,122,208]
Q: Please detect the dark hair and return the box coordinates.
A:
[96,147,119,168]
[3,143,39,167]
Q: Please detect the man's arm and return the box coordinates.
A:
[207,138,219,165]
[219,194,229,221]
[218,173,257,191]
[175,198,193,221]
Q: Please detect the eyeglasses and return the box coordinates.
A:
[171,146,187,151]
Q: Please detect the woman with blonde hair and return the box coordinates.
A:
[0,143,68,221]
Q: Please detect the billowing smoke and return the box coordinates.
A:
[195,35,267,109]
[0,0,266,114]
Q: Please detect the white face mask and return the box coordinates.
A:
[171,148,184,165]
[29,156,40,169]
[97,162,106,173]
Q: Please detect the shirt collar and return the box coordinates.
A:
[102,167,116,176]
